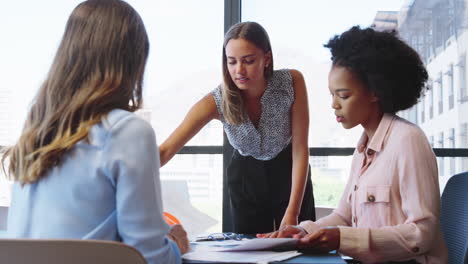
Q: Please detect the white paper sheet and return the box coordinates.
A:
[218,238,298,252]
[184,238,302,263]
[191,239,246,247]
[183,250,302,263]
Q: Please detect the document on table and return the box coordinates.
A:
[218,238,298,252]
[183,238,302,263]
[183,250,302,263]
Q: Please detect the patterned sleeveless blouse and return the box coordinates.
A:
[212,69,294,160]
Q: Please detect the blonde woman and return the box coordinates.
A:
[4,1,188,263]
[159,21,315,235]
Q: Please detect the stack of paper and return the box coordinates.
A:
[217,238,298,252]
[183,238,301,263]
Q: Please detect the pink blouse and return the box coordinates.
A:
[300,114,448,263]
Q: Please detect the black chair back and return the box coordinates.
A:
[440,172,468,264]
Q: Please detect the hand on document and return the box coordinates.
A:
[296,227,340,253]
[256,225,307,239]
[256,224,341,254]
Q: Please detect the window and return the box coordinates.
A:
[0,1,84,207]
[457,54,467,102]
[461,123,468,148]
[432,0,457,51]
[133,0,225,234]
[438,132,445,177]
[448,128,455,175]
[429,82,434,119]
[420,95,426,124]
[460,123,468,171]
[447,64,454,110]
[446,0,457,40]
[403,105,418,124]
[437,72,443,115]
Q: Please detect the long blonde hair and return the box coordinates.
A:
[221,21,274,125]
[2,0,149,184]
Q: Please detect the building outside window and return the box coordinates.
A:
[398,0,468,186]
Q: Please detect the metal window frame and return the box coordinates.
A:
[179,146,468,157]
[222,0,241,232]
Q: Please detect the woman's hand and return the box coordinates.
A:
[167,224,190,254]
[256,225,307,239]
[296,227,340,253]
[279,212,298,229]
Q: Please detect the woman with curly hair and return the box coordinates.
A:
[259,26,447,263]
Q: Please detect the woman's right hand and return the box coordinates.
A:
[159,93,218,167]
[167,224,190,254]
[256,225,307,239]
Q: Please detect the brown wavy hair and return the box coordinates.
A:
[2,0,149,184]
[222,21,274,125]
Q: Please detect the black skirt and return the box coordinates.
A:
[225,144,315,235]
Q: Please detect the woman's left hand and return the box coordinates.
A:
[296,227,340,253]
[257,225,307,238]
[280,212,298,229]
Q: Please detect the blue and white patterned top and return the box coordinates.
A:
[212,69,294,160]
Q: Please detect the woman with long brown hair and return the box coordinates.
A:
[159,21,315,235]
[4,0,187,263]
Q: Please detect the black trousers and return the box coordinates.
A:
[225,144,315,235]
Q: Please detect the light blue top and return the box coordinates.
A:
[212,69,294,160]
[7,109,181,264]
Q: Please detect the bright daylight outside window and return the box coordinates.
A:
[1,0,467,235]
[136,1,224,237]
[0,0,224,237]
[0,1,85,210]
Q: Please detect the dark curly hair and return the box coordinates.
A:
[324,26,428,113]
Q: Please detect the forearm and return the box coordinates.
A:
[159,94,217,167]
[286,147,309,216]
[339,219,438,263]
[159,117,209,167]
[158,145,172,167]
[159,137,185,167]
